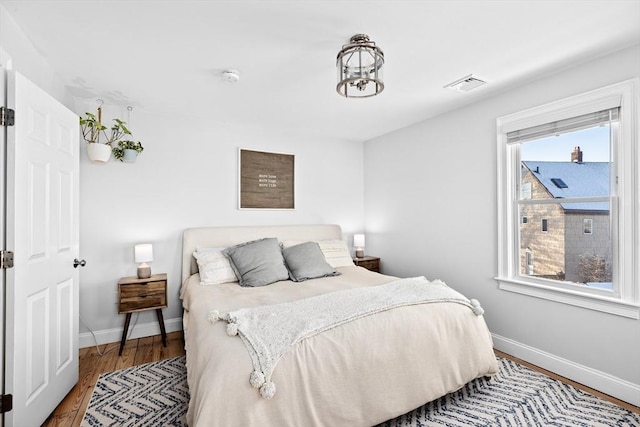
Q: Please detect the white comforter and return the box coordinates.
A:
[181,266,498,427]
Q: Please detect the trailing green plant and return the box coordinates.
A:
[112,140,144,161]
[79,111,106,143]
[79,108,132,146]
[108,118,131,145]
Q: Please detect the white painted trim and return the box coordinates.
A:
[496,277,640,319]
[492,333,640,407]
[79,317,183,349]
[496,78,640,313]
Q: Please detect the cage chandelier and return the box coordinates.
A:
[336,34,384,98]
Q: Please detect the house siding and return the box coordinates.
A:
[564,212,611,282]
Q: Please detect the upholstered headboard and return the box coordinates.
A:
[181,224,343,284]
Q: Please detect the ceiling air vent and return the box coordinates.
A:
[444,74,486,93]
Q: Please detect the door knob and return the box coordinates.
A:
[73,258,86,268]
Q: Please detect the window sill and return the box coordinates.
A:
[495,277,640,319]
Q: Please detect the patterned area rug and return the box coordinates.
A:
[82,356,639,426]
[81,356,189,426]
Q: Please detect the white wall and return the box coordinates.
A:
[1,4,366,346]
[77,106,365,343]
[0,5,70,108]
[363,44,640,404]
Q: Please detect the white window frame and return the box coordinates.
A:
[496,79,639,319]
[583,218,593,235]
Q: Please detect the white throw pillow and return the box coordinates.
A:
[193,248,238,285]
[317,240,355,267]
[281,239,354,268]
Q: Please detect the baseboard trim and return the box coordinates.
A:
[492,333,640,407]
[79,317,183,349]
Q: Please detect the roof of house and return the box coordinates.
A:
[522,161,610,212]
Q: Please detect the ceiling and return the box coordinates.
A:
[2,0,639,143]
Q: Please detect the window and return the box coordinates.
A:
[496,79,639,318]
[525,250,534,275]
[522,216,528,224]
[584,219,593,235]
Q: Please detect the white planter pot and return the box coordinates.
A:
[86,143,112,163]
[122,149,138,163]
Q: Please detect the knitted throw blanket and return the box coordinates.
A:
[208,276,484,399]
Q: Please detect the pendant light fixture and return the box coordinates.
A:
[336,34,384,98]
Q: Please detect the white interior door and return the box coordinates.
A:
[4,71,79,427]
[0,63,7,427]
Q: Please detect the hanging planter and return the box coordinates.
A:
[79,105,132,163]
[123,149,137,162]
[86,142,112,162]
[112,140,144,163]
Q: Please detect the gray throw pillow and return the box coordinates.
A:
[282,241,341,282]
[223,238,289,287]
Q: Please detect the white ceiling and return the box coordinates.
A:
[2,0,639,143]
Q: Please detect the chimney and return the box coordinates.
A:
[571,146,583,163]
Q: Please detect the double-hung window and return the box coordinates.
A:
[496,79,639,318]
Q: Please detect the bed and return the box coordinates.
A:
[180,224,498,427]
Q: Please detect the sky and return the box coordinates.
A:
[521,125,611,162]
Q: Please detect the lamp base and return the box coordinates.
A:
[137,265,151,279]
[355,249,364,258]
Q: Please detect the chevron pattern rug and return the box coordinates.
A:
[82,356,639,426]
[81,356,189,426]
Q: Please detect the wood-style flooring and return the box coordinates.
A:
[42,331,185,427]
[42,335,637,426]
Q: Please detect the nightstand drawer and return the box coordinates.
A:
[119,294,166,313]
[120,281,165,298]
[118,276,167,314]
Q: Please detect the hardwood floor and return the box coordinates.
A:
[42,337,637,426]
[41,331,185,427]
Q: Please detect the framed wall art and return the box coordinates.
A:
[239,148,295,209]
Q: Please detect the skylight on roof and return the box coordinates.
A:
[551,178,568,188]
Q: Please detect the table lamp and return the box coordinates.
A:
[354,234,365,258]
[135,243,153,279]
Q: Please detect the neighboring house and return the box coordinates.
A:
[520,147,611,285]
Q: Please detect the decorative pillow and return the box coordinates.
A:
[223,238,289,287]
[317,240,355,267]
[282,242,341,282]
[193,248,238,285]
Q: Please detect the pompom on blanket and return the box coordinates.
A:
[209,276,484,399]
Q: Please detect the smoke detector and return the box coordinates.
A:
[222,69,240,83]
[444,74,486,92]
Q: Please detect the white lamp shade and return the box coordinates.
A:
[134,244,153,263]
[353,234,365,248]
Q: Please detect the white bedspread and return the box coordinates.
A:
[211,277,485,400]
[181,266,498,427]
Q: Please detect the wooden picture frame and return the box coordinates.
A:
[239,149,295,209]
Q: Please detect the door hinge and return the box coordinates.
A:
[1,250,14,269]
[0,107,15,127]
[0,394,12,413]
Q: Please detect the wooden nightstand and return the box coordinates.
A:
[118,273,168,356]
[353,256,380,273]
